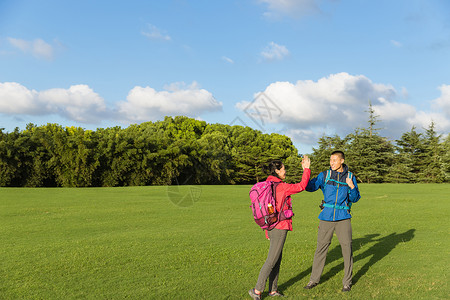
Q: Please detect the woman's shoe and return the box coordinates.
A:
[248,288,261,300]
[342,285,351,292]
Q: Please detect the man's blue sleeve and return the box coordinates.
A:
[306,171,324,192]
[349,176,361,203]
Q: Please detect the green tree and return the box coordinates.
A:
[154,117,207,185]
[196,129,233,184]
[269,133,302,183]
[52,126,100,187]
[441,134,450,182]
[394,127,427,183]
[310,134,348,177]
[0,128,23,186]
[346,103,393,183]
[229,126,267,183]
[284,154,303,183]
[421,122,445,183]
[384,152,413,183]
[22,124,60,187]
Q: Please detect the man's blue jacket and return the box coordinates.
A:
[306,164,361,221]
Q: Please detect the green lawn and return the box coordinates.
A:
[0,184,448,299]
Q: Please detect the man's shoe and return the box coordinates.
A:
[342,285,351,292]
[248,289,261,300]
[303,281,318,289]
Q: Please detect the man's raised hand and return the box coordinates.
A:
[346,173,355,189]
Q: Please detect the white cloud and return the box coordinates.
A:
[7,37,54,60]
[0,81,222,125]
[117,82,222,122]
[222,56,234,64]
[390,40,403,47]
[261,42,289,61]
[372,98,416,122]
[371,98,419,136]
[401,87,409,99]
[38,85,108,123]
[409,111,450,132]
[235,72,450,146]
[285,127,319,149]
[7,38,29,52]
[259,0,321,19]
[32,39,54,60]
[0,82,108,123]
[0,82,41,114]
[432,84,450,117]
[141,24,171,41]
[237,72,396,129]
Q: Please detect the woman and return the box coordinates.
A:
[249,156,311,299]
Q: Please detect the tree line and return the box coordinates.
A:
[1,111,449,187]
[0,116,302,187]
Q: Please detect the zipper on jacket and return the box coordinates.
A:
[333,173,340,221]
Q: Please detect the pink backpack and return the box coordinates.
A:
[249,181,294,230]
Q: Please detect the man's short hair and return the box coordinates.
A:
[331,150,345,159]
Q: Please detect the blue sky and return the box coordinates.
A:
[1,0,449,154]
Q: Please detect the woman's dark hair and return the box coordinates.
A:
[262,160,284,179]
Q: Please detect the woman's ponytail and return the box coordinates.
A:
[262,160,283,179]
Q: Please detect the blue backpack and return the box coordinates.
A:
[320,170,354,212]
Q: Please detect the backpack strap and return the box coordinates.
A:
[324,169,331,185]
[323,203,350,210]
[271,182,287,213]
[347,171,354,212]
[271,182,280,204]
[319,170,331,210]
[325,169,352,186]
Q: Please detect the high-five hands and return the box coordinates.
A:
[302,155,310,169]
[346,173,355,189]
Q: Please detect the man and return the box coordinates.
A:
[304,150,361,292]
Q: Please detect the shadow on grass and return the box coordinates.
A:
[279,229,415,290]
[352,229,415,284]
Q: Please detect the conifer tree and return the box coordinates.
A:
[346,102,393,183]
[441,134,450,182]
[395,127,427,182]
[385,152,413,183]
[421,122,445,183]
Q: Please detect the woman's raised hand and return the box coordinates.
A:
[302,155,310,169]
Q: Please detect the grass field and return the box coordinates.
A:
[0,184,449,299]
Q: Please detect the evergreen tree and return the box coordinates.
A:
[346,103,393,183]
[441,134,450,182]
[395,127,427,183]
[385,152,413,183]
[421,122,445,183]
[366,100,381,137]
